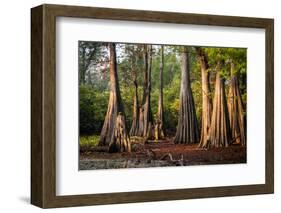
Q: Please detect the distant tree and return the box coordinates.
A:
[155,45,165,140]
[79,42,100,85]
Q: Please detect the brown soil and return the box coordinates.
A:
[80,138,246,166]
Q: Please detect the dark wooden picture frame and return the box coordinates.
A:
[31,4,274,208]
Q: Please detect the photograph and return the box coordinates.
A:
[29,3,274,208]
[78,42,247,170]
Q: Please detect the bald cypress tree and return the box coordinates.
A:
[155,45,165,140]
[228,61,246,146]
[129,46,140,136]
[174,47,199,144]
[138,44,154,140]
[109,112,131,153]
[201,61,231,148]
[196,48,213,148]
[99,43,130,152]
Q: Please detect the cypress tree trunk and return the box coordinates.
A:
[174,47,199,144]
[228,62,246,146]
[202,61,231,148]
[109,112,131,153]
[138,45,154,140]
[129,60,140,136]
[196,48,213,148]
[137,45,147,136]
[99,43,128,147]
[155,45,165,140]
[143,45,154,139]
[137,106,144,136]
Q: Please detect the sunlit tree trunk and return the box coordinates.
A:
[196,48,212,148]
[155,45,165,140]
[202,61,231,148]
[99,43,130,151]
[174,47,199,144]
[137,45,154,140]
[228,62,246,146]
[137,45,147,136]
[143,45,154,139]
[109,112,131,153]
[129,57,140,136]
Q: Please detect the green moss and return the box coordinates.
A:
[79,135,100,151]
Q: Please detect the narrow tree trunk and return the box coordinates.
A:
[129,59,140,136]
[109,112,131,153]
[155,45,165,140]
[137,106,144,136]
[80,47,86,85]
[142,45,148,105]
[228,62,246,146]
[137,45,147,136]
[174,47,199,144]
[196,48,213,148]
[143,45,154,140]
[99,43,128,147]
[201,61,231,148]
[138,45,154,140]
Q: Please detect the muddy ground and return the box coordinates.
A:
[79,138,246,170]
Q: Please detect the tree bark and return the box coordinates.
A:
[137,45,147,136]
[80,46,86,85]
[174,47,199,144]
[129,55,140,136]
[143,45,154,139]
[155,45,165,140]
[99,43,127,147]
[109,112,131,153]
[138,45,154,139]
[228,62,246,146]
[196,48,213,148]
[201,61,231,148]
[137,106,144,136]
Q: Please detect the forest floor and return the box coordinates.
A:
[79,137,246,170]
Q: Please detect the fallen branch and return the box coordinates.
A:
[146,149,185,166]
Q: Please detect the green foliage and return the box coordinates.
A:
[120,84,134,126]
[79,85,109,135]
[203,47,247,79]
[79,135,100,151]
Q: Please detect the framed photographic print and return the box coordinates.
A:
[31,4,274,208]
